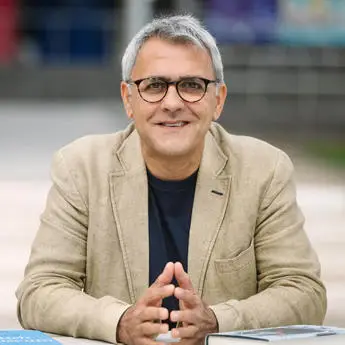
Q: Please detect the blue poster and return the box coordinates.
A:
[0,330,61,345]
[35,4,114,64]
[204,0,278,44]
[277,0,345,46]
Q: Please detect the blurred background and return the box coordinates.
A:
[0,0,344,330]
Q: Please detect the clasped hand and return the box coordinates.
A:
[117,262,218,345]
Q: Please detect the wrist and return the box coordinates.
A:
[207,307,219,333]
[116,323,127,344]
[116,306,132,344]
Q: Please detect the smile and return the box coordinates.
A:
[158,121,189,127]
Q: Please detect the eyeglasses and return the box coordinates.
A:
[127,77,218,103]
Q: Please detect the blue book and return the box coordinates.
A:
[0,330,62,345]
[205,325,345,344]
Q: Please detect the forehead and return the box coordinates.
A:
[131,37,215,80]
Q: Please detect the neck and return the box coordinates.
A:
[143,149,202,181]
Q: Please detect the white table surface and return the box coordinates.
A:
[49,335,109,345]
[51,333,345,344]
[50,331,179,344]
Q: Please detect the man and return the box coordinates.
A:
[16,15,326,345]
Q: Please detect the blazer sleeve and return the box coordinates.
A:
[209,150,327,332]
[16,150,130,344]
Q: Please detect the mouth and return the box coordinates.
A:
[156,121,189,128]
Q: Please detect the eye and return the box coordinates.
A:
[179,79,204,91]
[147,82,165,89]
[141,79,166,93]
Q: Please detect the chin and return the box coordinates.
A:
[154,144,194,158]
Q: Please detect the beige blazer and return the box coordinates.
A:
[16,122,326,343]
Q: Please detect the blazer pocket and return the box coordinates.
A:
[213,240,257,300]
[215,240,255,274]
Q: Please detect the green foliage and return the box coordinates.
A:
[307,142,345,167]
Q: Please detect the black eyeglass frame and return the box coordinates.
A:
[126,77,218,103]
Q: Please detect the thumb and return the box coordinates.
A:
[153,262,174,287]
[174,262,193,290]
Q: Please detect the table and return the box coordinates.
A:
[51,331,179,344]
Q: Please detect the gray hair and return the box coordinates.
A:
[121,14,224,83]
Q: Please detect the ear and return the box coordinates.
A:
[121,81,133,119]
[213,83,227,121]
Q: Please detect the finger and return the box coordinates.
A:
[174,262,193,290]
[141,284,175,305]
[140,321,169,337]
[170,309,194,325]
[171,324,198,339]
[152,262,175,287]
[138,307,169,322]
[174,287,199,308]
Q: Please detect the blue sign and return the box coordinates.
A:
[205,0,278,44]
[277,0,345,46]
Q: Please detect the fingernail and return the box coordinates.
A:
[170,311,178,322]
[175,287,182,296]
[160,308,167,320]
[172,329,180,338]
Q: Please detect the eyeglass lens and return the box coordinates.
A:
[138,78,207,103]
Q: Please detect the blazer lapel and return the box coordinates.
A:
[188,131,232,295]
[109,129,149,303]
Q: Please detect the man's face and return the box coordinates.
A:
[121,37,227,159]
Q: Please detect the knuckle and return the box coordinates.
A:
[183,310,193,323]
[139,322,150,336]
[133,306,143,319]
[142,321,159,336]
[191,326,199,337]
[145,288,154,300]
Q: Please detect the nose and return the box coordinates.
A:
[160,84,184,113]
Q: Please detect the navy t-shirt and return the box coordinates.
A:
[147,168,198,329]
